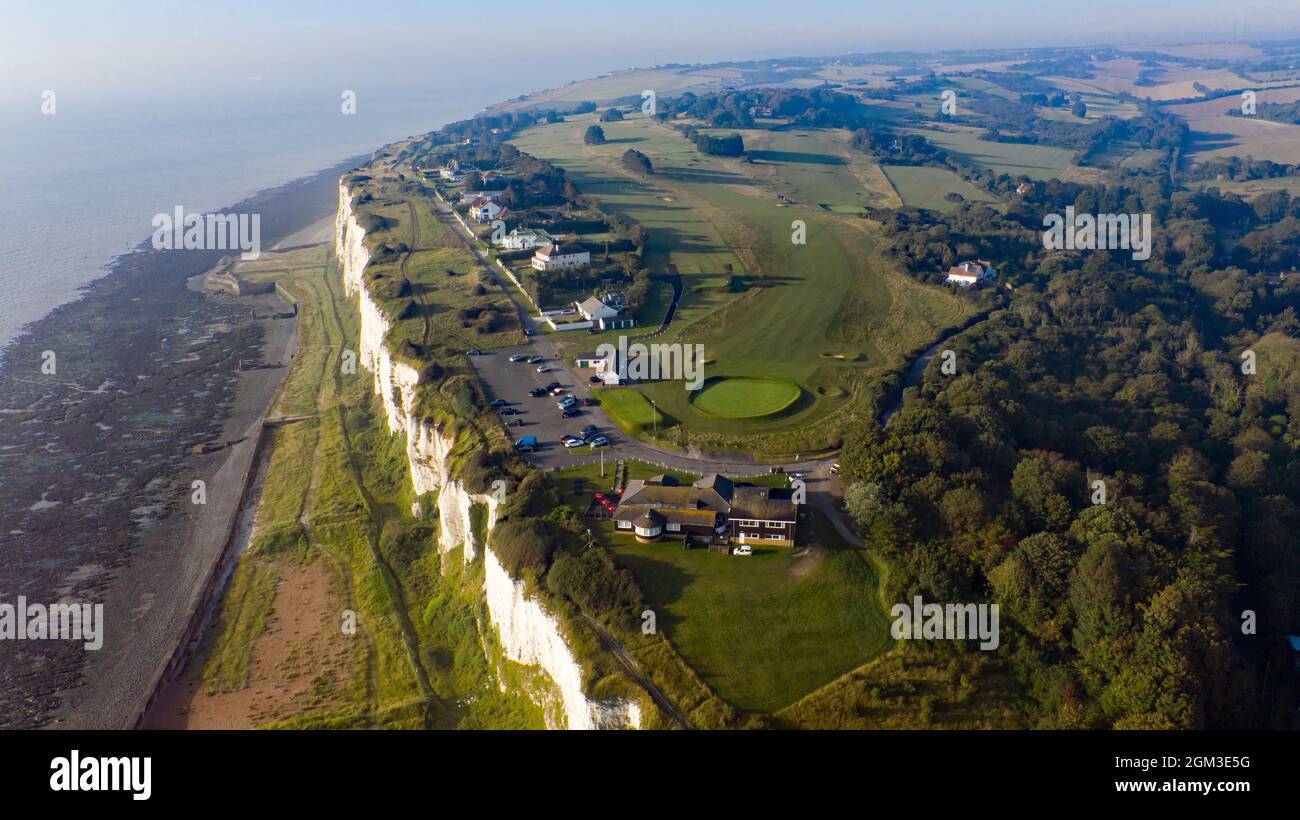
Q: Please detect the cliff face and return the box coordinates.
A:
[334,182,639,729]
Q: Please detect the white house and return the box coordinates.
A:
[498,227,553,251]
[468,196,503,223]
[946,260,997,287]
[576,295,619,321]
[532,243,590,271]
[575,295,635,330]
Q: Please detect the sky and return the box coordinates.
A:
[2,0,1299,110]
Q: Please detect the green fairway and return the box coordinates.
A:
[691,377,801,418]
[902,125,1076,180]
[593,386,666,435]
[512,113,973,452]
[880,164,1000,212]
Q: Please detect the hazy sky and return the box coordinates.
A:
[3,0,1298,108]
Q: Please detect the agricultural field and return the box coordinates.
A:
[1194,175,1300,199]
[1183,116,1300,165]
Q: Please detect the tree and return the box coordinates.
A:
[599,107,624,122]
[844,481,887,531]
[1071,100,1087,118]
[621,149,653,176]
[583,125,606,145]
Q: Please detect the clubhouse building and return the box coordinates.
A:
[612,474,799,547]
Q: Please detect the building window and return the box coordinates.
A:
[666,523,681,532]
[616,520,631,529]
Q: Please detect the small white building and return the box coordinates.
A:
[468,196,503,223]
[575,350,622,384]
[945,260,997,287]
[532,243,590,271]
[575,295,635,330]
[498,227,553,251]
[576,295,620,321]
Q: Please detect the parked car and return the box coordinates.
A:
[508,353,527,362]
[524,329,534,336]
[466,348,483,356]
[557,397,577,410]
[588,436,609,448]
[499,407,520,415]
[563,437,585,448]
[507,418,524,427]
[536,365,551,373]
[514,436,538,453]
[490,399,508,408]
[829,462,840,475]
[549,387,566,396]
[589,375,602,383]
[789,472,805,482]
[529,387,547,397]
[526,355,543,364]
[733,545,753,557]
[580,425,599,438]
[561,407,582,418]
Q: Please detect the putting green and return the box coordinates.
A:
[691,378,801,419]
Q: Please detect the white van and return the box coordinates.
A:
[733,545,753,557]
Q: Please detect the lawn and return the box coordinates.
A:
[880,164,1001,212]
[691,377,801,418]
[592,386,666,435]
[548,460,893,712]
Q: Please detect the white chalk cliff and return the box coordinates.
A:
[335,181,640,729]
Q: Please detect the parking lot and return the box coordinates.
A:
[468,344,619,466]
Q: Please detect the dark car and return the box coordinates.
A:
[561,407,582,418]
[490,399,508,408]
[580,425,599,438]
[507,418,524,427]
[499,407,521,416]
[545,382,562,392]
[467,348,483,356]
[589,375,602,383]
[529,387,547,397]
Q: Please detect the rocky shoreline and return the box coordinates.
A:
[0,155,365,728]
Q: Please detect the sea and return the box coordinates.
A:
[0,80,534,352]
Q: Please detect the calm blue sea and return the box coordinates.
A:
[0,83,510,348]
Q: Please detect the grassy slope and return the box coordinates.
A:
[192,214,544,728]
[511,113,971,453]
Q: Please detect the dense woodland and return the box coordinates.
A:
[841,175,1300,728]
